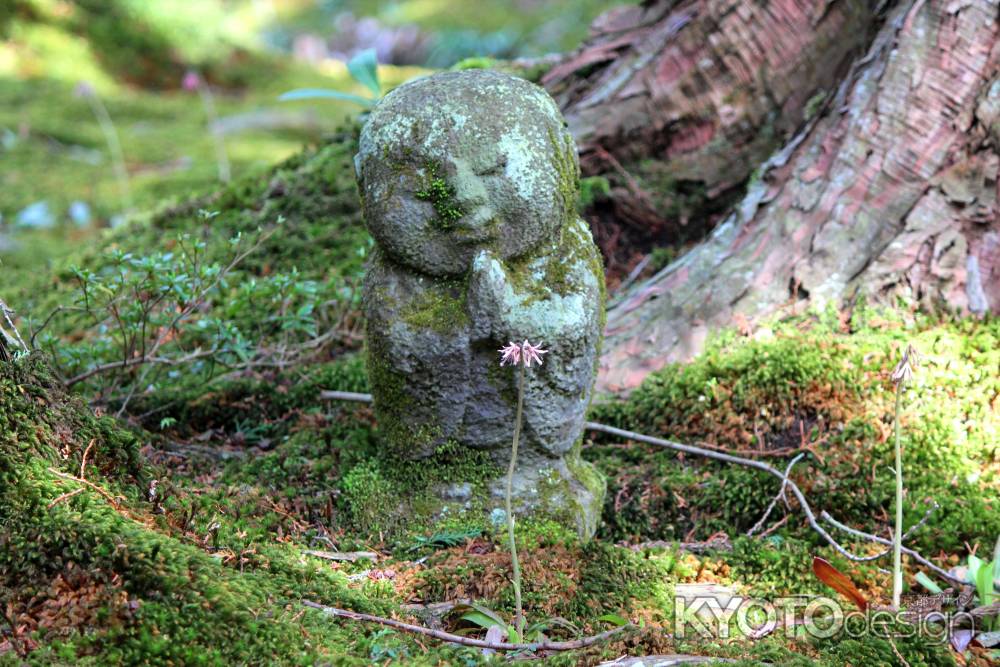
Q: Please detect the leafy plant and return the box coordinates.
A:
[968,553,998,631]
[408,528,482,552]
[915,545,1000,647]
[451,602,583,645]
[29,214,356,410]
[279,48,381,107]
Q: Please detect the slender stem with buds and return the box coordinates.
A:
[506,361,526,638]
[892,379,904,608]
[197,82,231,183]
[84,92,133,215]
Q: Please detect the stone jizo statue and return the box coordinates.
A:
[357,69,606,537]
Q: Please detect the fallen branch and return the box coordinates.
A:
[818,501,939,564]
[586,421,964,587]
[302,600,632,651]
[819,507,960,585]
[746,453,803,537]
[303,549,378,562]
[319,390,376,403]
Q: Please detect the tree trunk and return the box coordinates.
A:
[544,0,878,279]
[579,0,999,394]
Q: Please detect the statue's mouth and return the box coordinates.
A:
[453,211,499,243]
[454,229,497,244]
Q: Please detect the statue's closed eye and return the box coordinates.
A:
[475,154,508,176]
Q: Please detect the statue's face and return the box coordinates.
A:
[358,71,578,276]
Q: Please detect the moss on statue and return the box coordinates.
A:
[399,277,470,333]
[364,335,435,453]
[535,450,606,539]
[503,216,606,308]
[413,161,465,230]
[339,439,502,539]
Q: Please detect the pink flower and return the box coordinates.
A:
[521,340,547,367]
[499,341,521,367]
[182,70,201,92]
[890,343,918,386]
[74,81,95,98]
[498,340,547,367]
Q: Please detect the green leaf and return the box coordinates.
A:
[969,554,983,577]
[597,613,630,627]
[526,616,580,637]
[505,625,521,644]
[347,48,380,97]
[452,602,506,630]
[976,559,996,606]
[459,611,502,630]
[915,571,943,595]
[278,88,374,107]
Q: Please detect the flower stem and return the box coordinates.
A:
[197,83,231,183]
[506,361,525,638]
[892,380,904,608]
[85,93,132,215]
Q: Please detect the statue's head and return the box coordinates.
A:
[357,69,579,276]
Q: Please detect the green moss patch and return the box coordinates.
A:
[590,313,1000,558]
[0,356,401,665]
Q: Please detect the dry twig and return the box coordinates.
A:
[587,421,964,587]
[746,453,803,537]
[47,488,85,509]
[47,468,125,512]
[303,550,378,562]
[302,600,632,651]
[80,438,96,478]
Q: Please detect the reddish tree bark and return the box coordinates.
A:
[591,0,1000,394]
[544,0,877,278]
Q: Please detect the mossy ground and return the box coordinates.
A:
[2,307,995,664]
[3,104,996,667]
[2,134,993,667]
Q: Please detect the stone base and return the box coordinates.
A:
[431,452,606,540]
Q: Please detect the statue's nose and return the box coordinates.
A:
[450,161,490,219]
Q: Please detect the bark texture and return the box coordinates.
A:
[544,0,876,277]
[596,0,1000,394]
